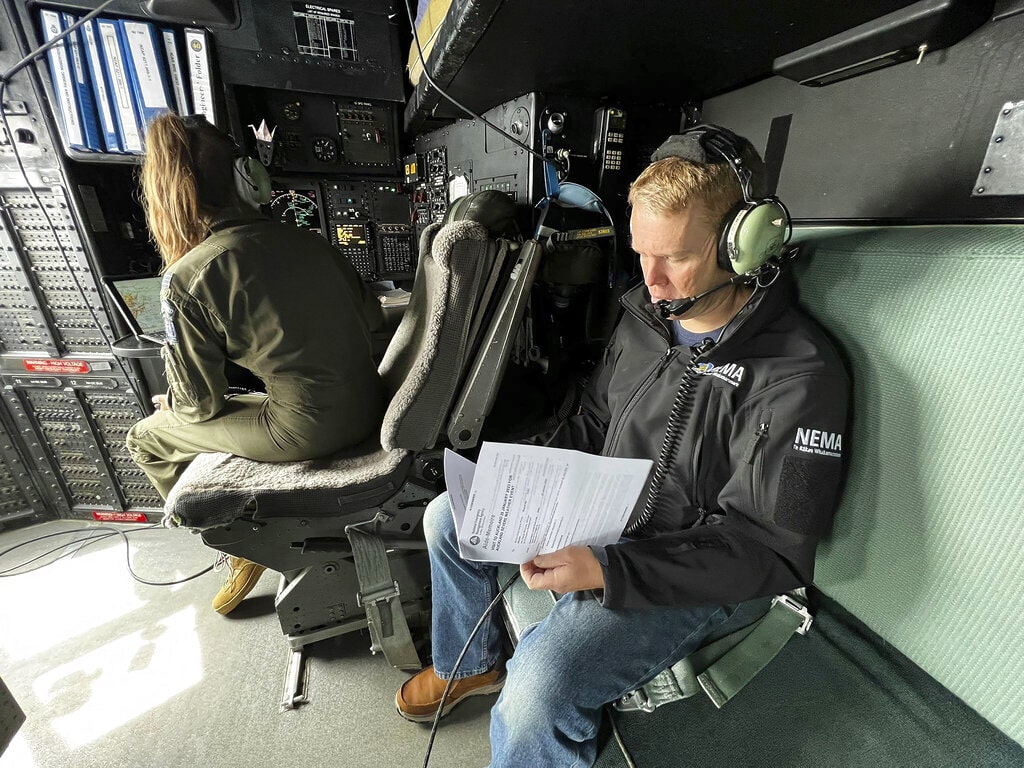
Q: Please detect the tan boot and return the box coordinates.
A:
[212,556,267,615]
[396,663,505,723]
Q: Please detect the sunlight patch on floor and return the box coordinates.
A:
[0,542,147,661]
[31,606,203,749]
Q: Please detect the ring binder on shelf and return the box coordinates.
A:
[96,17,144,154]
[185,27,216,126]
[81,18,123,152]
[39,8,88,151]
[120,20,174,137]
[61,12,103,151]
[161,28,191,116]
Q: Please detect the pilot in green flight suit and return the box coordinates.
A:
[126,113,385,614]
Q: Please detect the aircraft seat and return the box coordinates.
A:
[162,191,527,680]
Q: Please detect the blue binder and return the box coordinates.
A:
[96,18,143,154]
[118,19,173,140]
[60,13,103,151]
[38,8,87,151]
[160,28,191,115]
[81,18,123,152]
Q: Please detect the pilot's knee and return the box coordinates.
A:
[125,421,150,461]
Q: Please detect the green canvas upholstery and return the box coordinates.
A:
[793,225,1024,747]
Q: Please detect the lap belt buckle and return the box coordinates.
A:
[615,688,656,714]
[357,580,401,608]
[772,593,813,635]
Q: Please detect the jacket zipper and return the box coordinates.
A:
[606,347,678,451]
[742,413,771,463]
[743,409,773,517]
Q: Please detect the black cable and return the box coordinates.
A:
[0,523,215,585]
[0,527,129,576]
[0,1,118,84]
[626,340,712,536]
[422,570,520,768]
[605,706,639,768]
[400,0,564,175]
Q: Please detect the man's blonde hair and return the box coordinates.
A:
[627,157,743,229]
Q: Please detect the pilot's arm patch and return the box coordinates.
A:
[160,272,179,345]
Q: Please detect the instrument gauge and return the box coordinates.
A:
[312,136,338,163]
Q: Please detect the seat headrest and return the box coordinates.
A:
[442,190,517,238]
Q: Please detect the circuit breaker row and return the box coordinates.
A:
[0,190,113,356]
[0,410,45,526]
[1,374,163,520]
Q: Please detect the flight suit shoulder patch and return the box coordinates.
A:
[160,272,179,345]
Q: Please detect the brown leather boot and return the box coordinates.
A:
[396,663,505,723]
[212,556,267,615]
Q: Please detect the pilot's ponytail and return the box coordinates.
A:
[140,113,206,269]
[140,112,237,269]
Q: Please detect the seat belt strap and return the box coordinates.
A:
[697,594,811,708]
[345,524,421,670]
[617,608,767,712]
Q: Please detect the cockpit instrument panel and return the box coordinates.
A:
[235,87,399,176]
[268,178,414,282]
[268,185,324,236]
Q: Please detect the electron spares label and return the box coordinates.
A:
[23,359,91,374]
[292,3,357,61]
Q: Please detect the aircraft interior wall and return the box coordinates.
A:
[701,3,1024,222]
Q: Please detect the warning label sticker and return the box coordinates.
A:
[23,359,91,374]
[92,511,149,523]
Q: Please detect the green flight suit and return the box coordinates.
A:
[126,207,386,499]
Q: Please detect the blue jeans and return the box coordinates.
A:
[424,492,736,768]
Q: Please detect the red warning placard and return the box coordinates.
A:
[23,359,92,374]
[92,511,149,523]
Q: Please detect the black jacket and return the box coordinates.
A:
[543,272,850,610]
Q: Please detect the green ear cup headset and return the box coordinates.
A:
[232,154,272,208]
[651,125,791,275]
[181,113,272,209]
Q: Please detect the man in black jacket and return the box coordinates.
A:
[396,126,851,768]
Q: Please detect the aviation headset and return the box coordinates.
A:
[181,113,272,209]
[232,154,272,208]
[650,125,791,275]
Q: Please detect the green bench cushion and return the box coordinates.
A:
[793,224,1024,747]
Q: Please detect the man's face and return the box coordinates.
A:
[630,202,733,319]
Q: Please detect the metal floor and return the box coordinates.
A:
[0,519,493,768]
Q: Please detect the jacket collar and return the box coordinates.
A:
[206,205,264,233]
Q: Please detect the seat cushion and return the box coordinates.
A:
[164,443,408,530]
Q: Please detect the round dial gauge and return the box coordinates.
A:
[269,190,319,229]
[283,102,302,121]
[312,136,338,163]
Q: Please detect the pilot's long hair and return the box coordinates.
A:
[140,113,237,269]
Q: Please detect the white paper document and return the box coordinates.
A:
[444,443,653,565]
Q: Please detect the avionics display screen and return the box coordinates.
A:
[335,222,368,247]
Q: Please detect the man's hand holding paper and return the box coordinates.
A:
[520,546,605,592]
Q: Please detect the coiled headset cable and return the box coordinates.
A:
[0,524,214,585]
[626,338,714,537]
